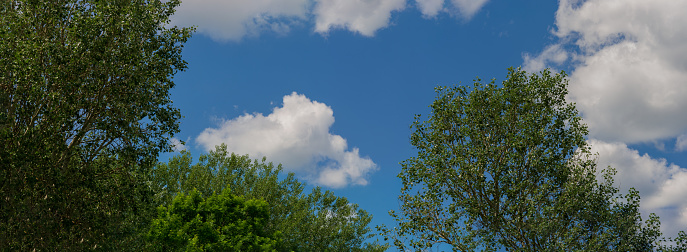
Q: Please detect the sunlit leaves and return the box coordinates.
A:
[0,0,191,250]
[152,145,387,251]
[147,188,281,251]
[381,68,681,251]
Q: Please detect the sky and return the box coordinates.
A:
[163,0,687,248]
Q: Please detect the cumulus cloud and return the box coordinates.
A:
[449,0,489,19]
[523,0,687,238]
[171,0,405,40]
[414,0,489,19]
[415,0,444,17]
[196,92,377,188]
[524,0,687,143]
[522,44,568,73]
[170,137,187,152]
[171,0,310,41]
[589,139,687,238]
[313,0,407,36]
[676,134,687,152]
[171,0,493,41]
[567,42,687,142]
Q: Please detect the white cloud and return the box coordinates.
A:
[676,134,687,152]
[171,0,406,40]
[449,0,489,19]
[414,0,489,19]
[313,0,407,36]
[415,0,444,17]
[522,44,568,73]
[170,0,491,41]
[554,0,687,57]
[196,92,377,188]
[525,1,687,238]
[170,137,187,152]
[525,0,687,143]
[589,139,687,238]
[171,0,310,41]
[567,42,687,143]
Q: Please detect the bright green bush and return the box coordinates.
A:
[147,188,281,251]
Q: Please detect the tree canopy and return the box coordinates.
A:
[151,145,383,251]
[0,0,192,250]
[147,188,281,251]
[0,0,385,250]
[381,68,686,251]
[152,144,387,251]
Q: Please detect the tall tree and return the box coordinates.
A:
[152,144,387,251]
[380,68,682,251]
[0,0,192,250]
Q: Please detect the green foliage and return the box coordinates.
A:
[380,68,684,251]
[0,0,192,250]
[151,144,387,252]
[147,188,281,251]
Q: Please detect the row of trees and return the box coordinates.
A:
[150,146,386,251]
[1,0,383,250]
[2,0,685,251]
[1,0,192,250]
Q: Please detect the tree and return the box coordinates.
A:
[380,68,683,251]
[0,0,192,250]
[147,188,282,251]
[151,144,387,252]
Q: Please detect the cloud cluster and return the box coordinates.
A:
[524,0,687,238]
[449,0,489,19]
[525,0,687,143]
[522,44,568,73]
[313,0,406,36]
[415,0,444,17]
[414,0,489,19]
[589,140,687,237]
[171,0,310,42]
[170,137,187,152]
[196,92,377,188]
[171,0,489,41]
[171,0,404,40]
[676,135,687,152]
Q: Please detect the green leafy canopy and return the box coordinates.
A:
[1,0,193,250]
[147,188,282,252]
[152,144,388,252]
[380,67,686,251]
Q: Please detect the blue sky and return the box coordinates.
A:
[164,0,687,248]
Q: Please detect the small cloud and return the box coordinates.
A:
[676,134,687,152]
[415,0,489,20]
[524,0,687,143]
[449,0,489,20]
[196,92,377,188]
[170,0,490,41]
[170,0,309,42]
[589,139,687,238]
[313,0,407,36]
[415,0,445,18]
[170,137,187,152]
[654,141,666,152]
[522,44,568,73]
